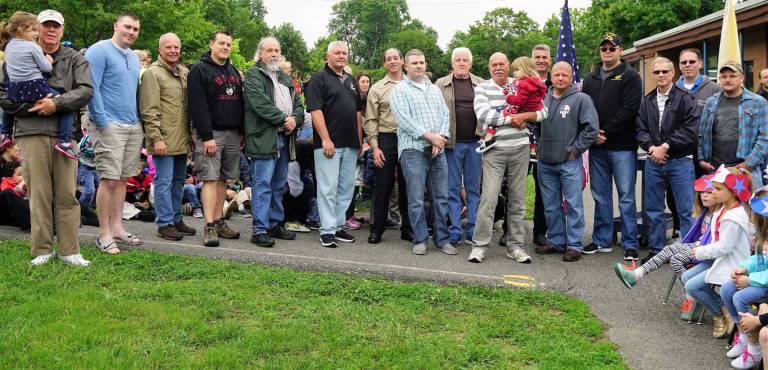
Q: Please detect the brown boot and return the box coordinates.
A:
[174,220,196,235]
[215,219,240,239]
[203,222,219,247]
[157,225,183,241]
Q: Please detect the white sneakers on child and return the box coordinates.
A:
[30,253,55,266]
[727,334,762,369]
[475,138,497,153]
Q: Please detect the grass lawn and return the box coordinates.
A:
[0,241,625,369]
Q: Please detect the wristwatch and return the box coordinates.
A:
[661,143,670,150]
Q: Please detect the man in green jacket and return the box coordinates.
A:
[140,33,196,241]
[243,37,304,248]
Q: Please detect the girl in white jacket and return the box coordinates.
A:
[687,166,754,339]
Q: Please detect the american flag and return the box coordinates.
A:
[557,0,580,83]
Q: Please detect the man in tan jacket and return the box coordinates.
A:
[140,33,195,240]
[435,47,484,246]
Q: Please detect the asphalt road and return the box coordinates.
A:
[1,214,734,370]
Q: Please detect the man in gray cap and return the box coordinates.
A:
[697,61,768,187]
[0,10,94,266]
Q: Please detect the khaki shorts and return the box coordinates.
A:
[194,130,241,181]
[90,122,144,180]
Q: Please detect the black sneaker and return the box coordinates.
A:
[498,232,507,247]
[384,218,400,229]
[641,251,659,265]
[335,229,356,243]
[624,249,639,261]
[250,233,275,248]
[268,225,296,240]
[583,242,613,255]
[533,234,548,247]
[305,220,320,230]
[320,234,337,248]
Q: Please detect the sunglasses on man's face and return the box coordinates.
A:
[653,70,671,75]
[679,60,698,66]
[600,47,617,53]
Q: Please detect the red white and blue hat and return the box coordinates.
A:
[712,165,751,202]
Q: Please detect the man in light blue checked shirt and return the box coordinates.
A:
[390,49,456,256]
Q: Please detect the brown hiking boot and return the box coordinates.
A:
[215,219,240,239]
[174,220,196,235]
[157,225,183,241]
[203,223,219,247]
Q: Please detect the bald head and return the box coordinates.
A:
[551,61,574,95]
[552,61,572,74]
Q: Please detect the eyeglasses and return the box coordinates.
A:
[652,70,671,75]
[679,60,698,65]
[600,47,617,53]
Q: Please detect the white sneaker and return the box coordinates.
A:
[506,246,532,263]
[467,246,486,263]
[412,243,427,255]
[730,346,761,369]
[59,254,91,267]
[439,243,458,255]
[30,253,55,266]
[192,208,203,218]
[727,333,747,358]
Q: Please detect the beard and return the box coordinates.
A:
[266,61,280,72]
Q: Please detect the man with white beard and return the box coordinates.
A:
[243,36,304,247]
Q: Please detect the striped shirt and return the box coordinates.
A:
[656,86,671,130]
[474,79,530,148]
[390,76,450,157]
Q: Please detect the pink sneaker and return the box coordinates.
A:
[54,142,80,160]
[344,217,361,230]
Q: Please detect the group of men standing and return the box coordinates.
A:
[3,8,767,268]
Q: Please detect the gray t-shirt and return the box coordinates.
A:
[600,66,615,81]
[711,95,741,167]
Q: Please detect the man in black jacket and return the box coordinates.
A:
[635,57,699,263]
[581,33,643,261]
[188,31,244,247]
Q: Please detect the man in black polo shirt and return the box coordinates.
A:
[305,41,363,248]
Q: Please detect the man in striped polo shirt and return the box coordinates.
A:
[468,52,543,263]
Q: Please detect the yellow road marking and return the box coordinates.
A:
[504,280,534,288]
[503,274,535,281]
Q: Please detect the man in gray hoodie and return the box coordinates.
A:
[532,62,598,262]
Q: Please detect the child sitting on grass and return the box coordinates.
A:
[720,186,768,369]
[685,166,754,339]
[476,56,546,153]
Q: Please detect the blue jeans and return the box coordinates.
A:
[250,135,290,234]
[682,260,722,315]
[589,148,639,249]
[400,149,450,246]
[307,197,319,222]
[644,157,695,252]
[445,142,482,241]
[314,147,357,235]
[538,158,585,252]
[153,154,187,227]
[721,282,768,323]
[77,164,98,208]
[183,183,202,209]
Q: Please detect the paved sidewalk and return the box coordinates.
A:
[1,215,732,370]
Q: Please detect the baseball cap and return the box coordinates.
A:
[719,61,743,75]
[600,32,622,47]
[750,186,768,217]
[38,10,64,25]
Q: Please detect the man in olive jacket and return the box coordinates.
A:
[243,37,304,248]
[140,33,196,241]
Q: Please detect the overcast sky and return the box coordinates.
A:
[262,0,593,49]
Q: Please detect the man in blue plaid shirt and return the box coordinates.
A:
[697,61,768,187]
[389,49,455,256]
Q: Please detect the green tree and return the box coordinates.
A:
[447,8,547,78]
[384,20,447,78]
[203,0,269,62]
[271,23,309,76]
[229,38,255,72]
[307,36,333,74]
[327,0,409,69]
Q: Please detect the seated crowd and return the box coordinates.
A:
[2,9,768,369]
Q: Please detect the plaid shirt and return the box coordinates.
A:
[390,77,450,157]
[698,89,768,170]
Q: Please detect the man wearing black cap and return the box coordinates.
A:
[698,61,768,188]
[581,32,643,261]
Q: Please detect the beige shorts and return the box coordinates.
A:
[90,122,144,180]
[194,130,241,181]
